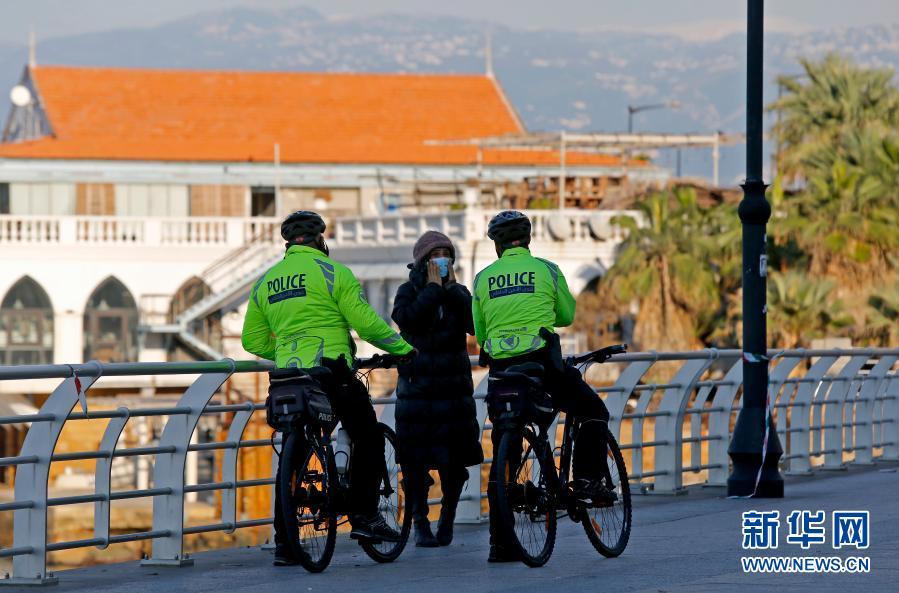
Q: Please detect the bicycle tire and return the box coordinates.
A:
[495,427,556,567]
[580,430,632,558]
[279,429,337,573]
[361,423,413,563]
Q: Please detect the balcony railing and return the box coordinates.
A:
[0,216,282,248]
[1,348,897,585]
[2,210,636,252]
[332,209,638,245]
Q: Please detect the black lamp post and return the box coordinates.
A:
[727,0,784,498]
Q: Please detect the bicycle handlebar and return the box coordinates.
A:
[566,343,628,367]
[355,351,416,370]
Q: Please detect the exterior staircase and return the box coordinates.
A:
[140,232,283,359]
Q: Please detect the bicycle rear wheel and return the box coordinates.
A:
[279,429,337,572]
[361,423,412,562]
[495,427,556,567]
[580,430,632,557]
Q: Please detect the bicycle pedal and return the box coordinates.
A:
[349,533,382,544]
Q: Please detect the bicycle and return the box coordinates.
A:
[276,353,413,572]
[490,344,632,567]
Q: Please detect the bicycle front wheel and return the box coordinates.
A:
[580,430,632,557]
[279,430,337,572]
[495,427,556,567]
[361,423,412,563]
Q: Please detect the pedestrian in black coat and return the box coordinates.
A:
[392,230,484,547]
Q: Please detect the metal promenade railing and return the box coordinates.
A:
[1,348,897,585]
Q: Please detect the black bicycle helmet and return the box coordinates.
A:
[280,210,326,243]
[487,210,531,244]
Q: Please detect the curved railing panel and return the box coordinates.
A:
[0,348,897,585]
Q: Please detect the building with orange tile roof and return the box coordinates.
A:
[1,64,663,218]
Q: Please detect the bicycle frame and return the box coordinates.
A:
[557,413,576,489]
[291,419,393,521]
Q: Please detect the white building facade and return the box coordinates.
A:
[0,65,661,370]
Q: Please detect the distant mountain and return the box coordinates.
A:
[2,5,898,184]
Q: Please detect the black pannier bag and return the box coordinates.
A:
[266,368,336,432]
[486,369,554,430]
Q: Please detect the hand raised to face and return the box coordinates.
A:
[427,259,443,286]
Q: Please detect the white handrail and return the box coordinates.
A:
[0,348,896,584]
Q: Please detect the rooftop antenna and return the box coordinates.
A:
[28,26,36,69]
[485,28,494,79]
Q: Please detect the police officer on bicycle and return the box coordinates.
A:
[473,210,614,563]
[242,211,415,566]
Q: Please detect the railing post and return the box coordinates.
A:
[855,356,897,465]
[221,402,256,532]
[58,217,77,245]
[144,219,162,247]
[94,407,130,549]
[600,357,654,440]
[789,355,839,474]
[881,374,899,461]
[7,362,102,586]
[142,362,235,567]
[456,373,488,524]
[652,352,718,494]
[226,219,244,248]
[767,354,804,470]
[263,432,281,548]
[707,358,743,487]
[821,355,869,470]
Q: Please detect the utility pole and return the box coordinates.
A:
[28,27,36,69]
[485,29,494,79]
[558,131,566,209]
[626,101,680,134]
[727,0,784,498]
[274,142,281,216]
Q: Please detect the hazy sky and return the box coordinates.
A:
[1,0,898,44]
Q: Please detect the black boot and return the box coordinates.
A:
[403,466,438,547]
[414,519,439,547]
[436,467,467,546]
[435,512,455,546]
[488,543,519,563]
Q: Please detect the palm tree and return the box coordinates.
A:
[770,55,899,331]
[863,280,899,346]
[766,271,852,348]
[604,188,718,351]
[770,54,899,182]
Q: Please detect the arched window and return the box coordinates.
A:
[0,276,54,365]
[83,277,138,362]
[168,277,221,361]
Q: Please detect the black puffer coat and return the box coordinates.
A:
[391,265,484,468]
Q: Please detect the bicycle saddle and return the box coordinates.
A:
[500,362,545,378]
[303,366,334,381]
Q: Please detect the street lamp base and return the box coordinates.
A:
[727,469,784,498]
[727,406,784,498]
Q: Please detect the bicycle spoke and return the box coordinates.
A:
[577,432,631,557]
[371,429,403,554]
[504,431,552,559]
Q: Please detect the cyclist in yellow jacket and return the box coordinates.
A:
[242,211,414,566]
[472,210,612,563]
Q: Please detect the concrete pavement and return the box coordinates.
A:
[5,462,897,593]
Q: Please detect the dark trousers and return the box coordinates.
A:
[486,349,610,544]
[273,370,383,546]
[402,464,469,523]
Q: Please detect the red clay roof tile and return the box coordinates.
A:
[0,65,624,168]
